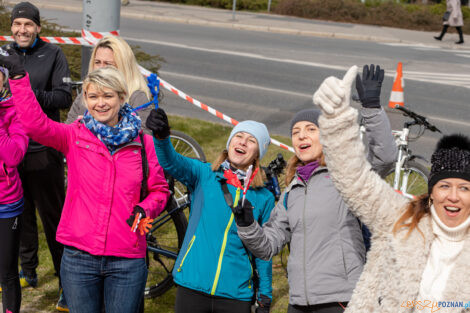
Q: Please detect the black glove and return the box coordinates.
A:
[145,108,170,139]
[126,205,146,228]
[255,294,271,313]
[231,199,254,227]
[355,64,384,109]
[0,47,25,78]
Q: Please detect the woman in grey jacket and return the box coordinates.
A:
[312,65,470,313]
[235,65,397,313]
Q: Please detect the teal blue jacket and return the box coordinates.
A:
[154,137,274,301]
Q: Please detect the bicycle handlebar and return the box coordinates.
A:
[394,106,441,133]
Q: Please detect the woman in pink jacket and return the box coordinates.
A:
[0,65,28,313]
[0,52,170,313]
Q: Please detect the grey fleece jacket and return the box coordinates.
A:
[65,90,152,134]
[237,107,397,306]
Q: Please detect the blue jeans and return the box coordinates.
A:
[60,247,147,313]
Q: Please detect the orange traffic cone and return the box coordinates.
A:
[388,62,405,108]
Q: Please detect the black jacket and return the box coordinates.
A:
[4,37,72,152]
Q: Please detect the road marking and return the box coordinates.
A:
[159,70,312,98]
[126,37,470,89]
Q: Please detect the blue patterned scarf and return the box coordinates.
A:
[83,103,141,154]
[221,160,247,181]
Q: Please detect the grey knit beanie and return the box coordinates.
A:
[290,108,321,135]
[428,134,470,193]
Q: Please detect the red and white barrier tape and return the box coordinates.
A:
[0,31,294,152]
[0,35,90,46]
[139,66,294,153]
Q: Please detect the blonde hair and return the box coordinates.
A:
[211,150,265,188]
[89,36,151,100]
[83,67,128,105]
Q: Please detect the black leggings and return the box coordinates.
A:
[175,286,252,313]
[0,215,22,313]
[287,302,348,313]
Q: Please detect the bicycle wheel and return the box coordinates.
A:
[170,130,206,206]
[145,197,188,298]
[384,160,430,197]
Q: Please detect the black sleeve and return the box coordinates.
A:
[33,49,72,111]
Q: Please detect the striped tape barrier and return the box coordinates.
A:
[138,66,294,153]
[0,31,294,152]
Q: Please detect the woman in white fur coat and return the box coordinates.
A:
[312,66,470,313]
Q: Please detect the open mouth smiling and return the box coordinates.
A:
[444,206,461,217]
[234,148,246,154]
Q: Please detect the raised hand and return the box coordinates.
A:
[0,47,25,78]
[313,65,358,116]
[356,64,384,109]
[145,108,170,139]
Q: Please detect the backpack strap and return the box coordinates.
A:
[139,133,149,201]
[139,133,151,273]
[220,179,234,209]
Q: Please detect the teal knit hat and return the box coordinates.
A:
[226,120,270,160]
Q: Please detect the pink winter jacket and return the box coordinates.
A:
[11,75,170,258]
[0,95,28,205]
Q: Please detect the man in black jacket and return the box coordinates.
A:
[6,2,72,311]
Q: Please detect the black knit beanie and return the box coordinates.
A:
[428,134,470,193]
[11,2,41,27]
[290,108,321,135]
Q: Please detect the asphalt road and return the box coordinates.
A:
[39,8,470,159]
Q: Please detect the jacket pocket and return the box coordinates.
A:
[177,235,196,272]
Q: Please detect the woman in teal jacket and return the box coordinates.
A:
[146,108,275,313]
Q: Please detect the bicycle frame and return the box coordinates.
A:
[146,201,187,259]
[392,119,427,200]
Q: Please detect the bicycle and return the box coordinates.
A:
[144,153,287,298]
[384,106,441,198]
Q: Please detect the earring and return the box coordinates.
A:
[428,198,433,209]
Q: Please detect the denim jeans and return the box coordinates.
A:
[60,247,147,313]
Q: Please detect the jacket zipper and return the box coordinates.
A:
[103,156,116,254]
[247,253,254,290]
[177,235,196,272]
[302,187,309,305]
[211,207,237,295]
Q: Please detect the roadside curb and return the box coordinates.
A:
[7,0,409,44]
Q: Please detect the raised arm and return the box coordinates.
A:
[147,108,202,189]
[355,64,397,175]
[0,105,28,167]
[10,75,71,154]
[313,66,408,234]
[136,134,170,219]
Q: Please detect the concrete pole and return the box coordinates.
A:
[267,0,272,12]
[232,0,237,21]
[81,0,121,78]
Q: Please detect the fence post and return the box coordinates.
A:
[81,0,121,78]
